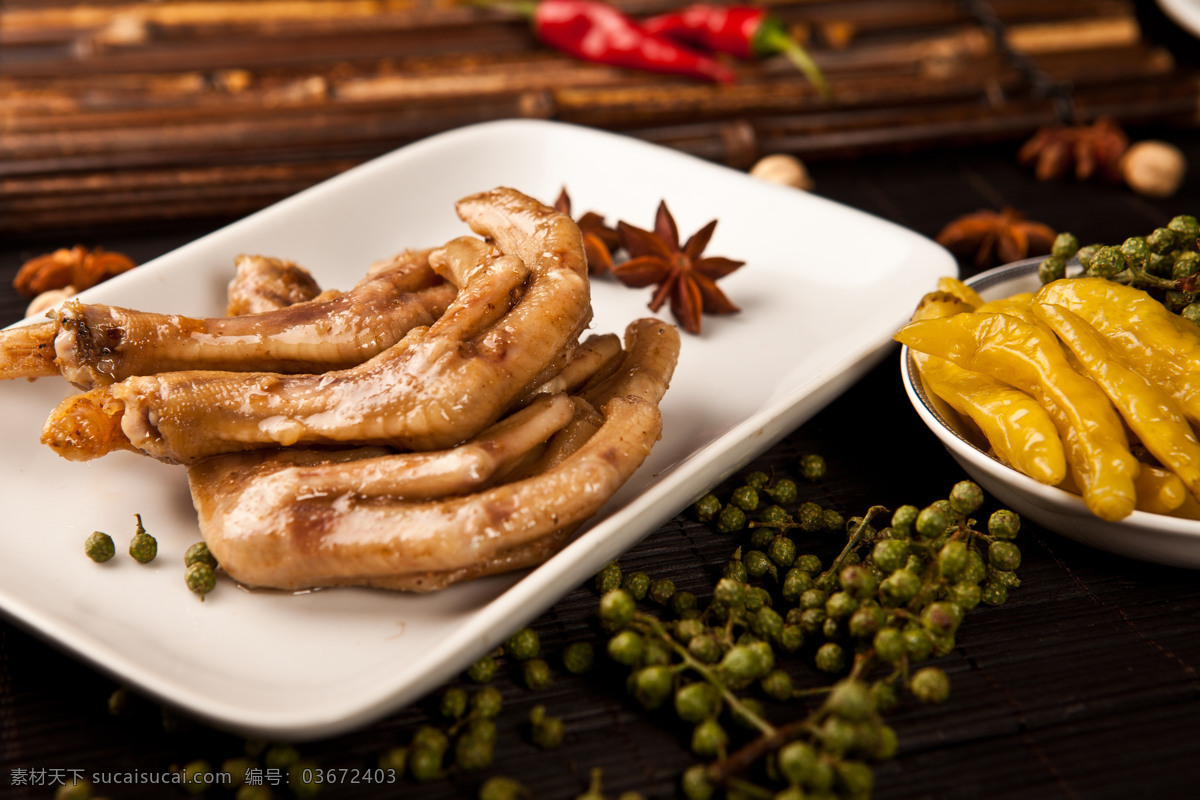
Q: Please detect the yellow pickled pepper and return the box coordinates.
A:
[976,292,1035,315]
[1034,301,1200,501]
[907,292,1067,485]
[1134,466,1189,515]
[1054,462,1187,514]
[936,276,985,308]
[1035,278,1200,428]
[896,311,1140,521]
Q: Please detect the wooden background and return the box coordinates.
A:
[3,0,1198,234]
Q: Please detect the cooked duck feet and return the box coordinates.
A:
[186,317,679,592]
[225,254,324,316]
[43,187,591,463]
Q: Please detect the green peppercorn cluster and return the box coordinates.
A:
[85,515,160,566]
[464,625,557,692]
[594,469,1022,800]
[90,460,1024,800]
[1037,214,1200,322]
[147,618,571,800]
[370,626,570,789]
[375,683,508,783]
[83,516,224,601]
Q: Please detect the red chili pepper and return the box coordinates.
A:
[493,0,736,84]
[641,4,830,96]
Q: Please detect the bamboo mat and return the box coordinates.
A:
[2,0,1197,233]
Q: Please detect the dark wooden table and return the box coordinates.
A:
[4,15,1200,800]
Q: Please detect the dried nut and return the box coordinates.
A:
[214,69,253,93]
[1120,140,1187,198]
[749,154,815,191]
[820,20,856,50]
[94,12,150,46]
[26,286,76,318]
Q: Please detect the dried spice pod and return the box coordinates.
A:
[936,208,1056,268]
[554,188,621,275]
[13,246,135,298]
[1017,117,1129,183]
[613,200,745,335]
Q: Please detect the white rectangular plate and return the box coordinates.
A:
[1158,0,1200,38]
[0,120,954,739]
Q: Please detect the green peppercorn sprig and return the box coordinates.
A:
[596,470,1023,799]
[374,684,510,782]
[464,625,557,692]
[377,626,576,785]
[1037,214,1200,321]
[87,458,1022,800]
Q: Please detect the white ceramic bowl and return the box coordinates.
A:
[899,258,1200,568]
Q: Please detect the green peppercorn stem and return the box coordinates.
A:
[819,506,889,588]
[633,612,776,738]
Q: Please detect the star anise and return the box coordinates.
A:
[936,207,1056,268]
[554,188,621,276]
[13,245,135,298]
[1017,116,1129,182]
[612,201,745,335]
